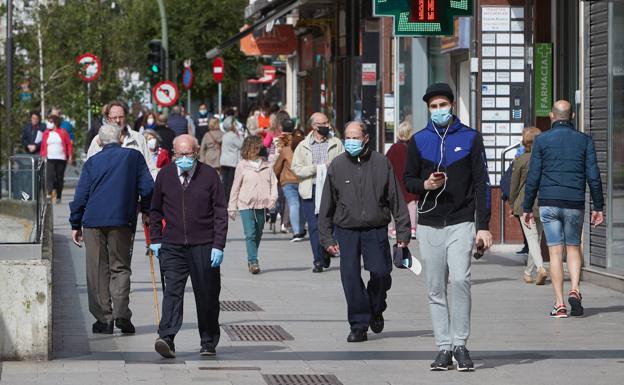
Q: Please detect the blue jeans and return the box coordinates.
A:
[282,183,304,235]
[539,206,584,247]
[301,188,325,266]
[240,209,265,263]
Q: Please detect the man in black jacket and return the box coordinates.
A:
[149,134,228,358]
[319,121,411,343]
[404,83,492,372]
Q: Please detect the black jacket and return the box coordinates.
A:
[404,118,491,230]
[318,147,411,247]
[21,122,44,153]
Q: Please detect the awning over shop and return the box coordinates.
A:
[240,24,297,56]
[205,0,300,59]
[247,66,277,84]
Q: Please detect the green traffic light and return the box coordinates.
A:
[151,64,160,73]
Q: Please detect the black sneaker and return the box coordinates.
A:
[370,313,384,334]
[347,329,367,342]
[115,318,135,334]
[430,350,453,371]
[323,252,331,268]
[516,246,529,255]
[453,346,474,371]
[200,343,216,356]
[92,321,113,334]
[312,265,324,273]
[291,233,305,242]
[155,336,176,358]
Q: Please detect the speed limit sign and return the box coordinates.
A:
[152,81,179,107]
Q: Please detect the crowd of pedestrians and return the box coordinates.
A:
[54,84,604,369]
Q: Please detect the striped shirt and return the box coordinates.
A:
[310,136,329,165]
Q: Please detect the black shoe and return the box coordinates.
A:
[370,313,384,334]
[290,233,305,242]
[430,350,453,371]
[347,329,367,342]
[200,343,216,356]
[92,321,113,334]
[516,246,529,255]
[323,252,331,268]
[453,346,474,371]
[312,265,324,273]
[115,318,135,334]
[155,336,176,358]
[568,290,584,316]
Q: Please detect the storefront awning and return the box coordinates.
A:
[205,0,300,60]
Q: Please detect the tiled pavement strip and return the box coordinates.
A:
[1,190,623,384]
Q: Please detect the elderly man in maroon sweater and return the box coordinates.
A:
[149,134,228,358]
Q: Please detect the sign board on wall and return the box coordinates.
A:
[362,63,377,86]
[534,43,553,117]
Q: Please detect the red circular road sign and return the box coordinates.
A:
[76,53,102,82]
[212,57,224,83]
[152,81,179,107]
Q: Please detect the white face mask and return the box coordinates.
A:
[46,121,55,129]
[147,138,158,150]
[147,118,155,126]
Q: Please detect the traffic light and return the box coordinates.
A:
[148,39,163,75]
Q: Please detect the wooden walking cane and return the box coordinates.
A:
[144,223,160,325]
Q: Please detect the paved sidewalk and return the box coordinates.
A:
[1,190,623,384]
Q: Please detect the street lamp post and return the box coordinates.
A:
[156,0,169,80]
[4,0,14,158]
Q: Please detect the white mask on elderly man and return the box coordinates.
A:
[147,138,158,150]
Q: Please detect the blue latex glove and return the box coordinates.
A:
[149,243,162,259]
[211,248,224,268]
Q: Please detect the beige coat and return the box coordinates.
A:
[509,152,539,217]
[228,159,278,213]
[291,133,344,199]
[199,130,224,169]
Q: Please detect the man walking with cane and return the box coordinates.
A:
[149,134,228,358]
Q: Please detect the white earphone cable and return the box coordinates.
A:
[417,120,450,214]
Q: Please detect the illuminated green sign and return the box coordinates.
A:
[373,0,473,36]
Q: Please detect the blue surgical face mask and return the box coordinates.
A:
[430,107,452,126]
[175,156,195,172]
[345,139,364,157]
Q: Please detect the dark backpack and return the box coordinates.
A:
[500,163,514,201]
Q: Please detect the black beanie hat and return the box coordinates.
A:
[422,83,454,104]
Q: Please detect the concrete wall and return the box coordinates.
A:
[0,259,52,360]
[0,203,53,360]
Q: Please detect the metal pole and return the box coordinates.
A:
[218,82,222,117]
[187,89,191,114]
[5,0,14,158]
[87,82,92,135]
[37,21,45,117]
[156,0,169,80]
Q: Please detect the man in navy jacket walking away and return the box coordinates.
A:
[149,134,228,358]
[523,100,604,319]
[70,124,154,335]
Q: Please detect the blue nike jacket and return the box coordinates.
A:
[404,117,491,230]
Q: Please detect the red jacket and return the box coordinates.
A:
[156,148,171,169]
[386,140,419,203]
[41,128,73,161]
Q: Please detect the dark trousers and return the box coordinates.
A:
[336,226,393,332]
[159,243,221,346]
[46,159,66,199]
[221,166,236,202]
[83,227,133,323]
[301,188,325,267]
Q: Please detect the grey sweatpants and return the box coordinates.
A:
[417,222,475,351]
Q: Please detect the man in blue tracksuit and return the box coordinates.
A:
[523,100,604,319]
[404,83,492,372]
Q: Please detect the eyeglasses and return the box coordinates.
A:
[174,152,196,158]
[108,115,125,122]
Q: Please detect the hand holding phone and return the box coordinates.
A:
[432,172,445,179]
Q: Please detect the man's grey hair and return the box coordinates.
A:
[99,124,122,145]
[172,134,200,150]
[344,120,368,136]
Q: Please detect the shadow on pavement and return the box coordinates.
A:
[472,277,516,285]
[368,329,433,339]
[582,305,624,318]
[259,266,312,274]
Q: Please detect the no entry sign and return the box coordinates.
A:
[152,81,179,107]
[212,57,224,83]
[76,53,101,82]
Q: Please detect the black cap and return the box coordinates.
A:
[422,83,454,104]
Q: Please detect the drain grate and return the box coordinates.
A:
[263,374,343,385]
[222,325,293,341]
[220,300,263,311]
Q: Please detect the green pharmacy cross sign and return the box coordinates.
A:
[374,0,473,36]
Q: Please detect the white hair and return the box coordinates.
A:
[99,124,122,145]
[172,134,199,150]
